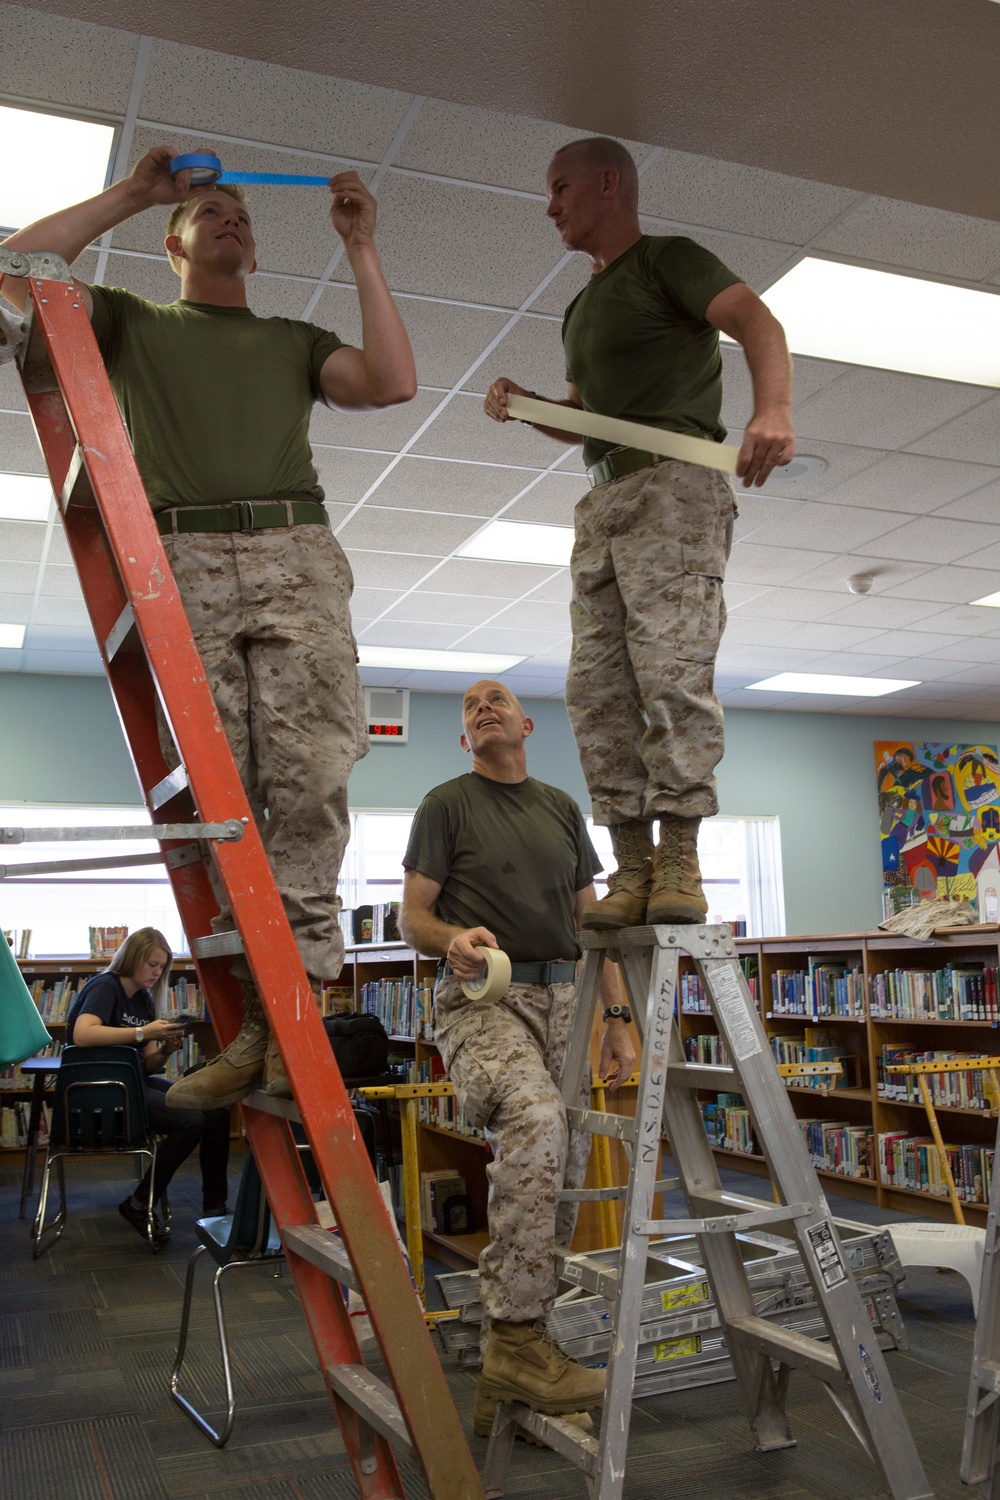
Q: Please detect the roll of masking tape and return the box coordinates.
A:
[505,393,738,475]
[460,947,512,1002]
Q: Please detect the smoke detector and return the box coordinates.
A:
[847,574,875,595]
[767,454,828,483]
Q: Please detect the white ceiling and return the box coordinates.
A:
[3,1,1000,717]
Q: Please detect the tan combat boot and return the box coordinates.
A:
[580,820,653,930]
[478,1319,606,1415]
[165,982,267,1110]
[263,1033,292,1098]
[647,815,709,925]
[473,1384,594,1440]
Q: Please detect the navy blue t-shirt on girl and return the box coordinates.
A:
[66,971,155,1051]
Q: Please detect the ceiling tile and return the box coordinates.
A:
[529,255,593,318]
[640,222,799,293]
[820,596,950,629]
[31,598,91,627]
[313,449,394,507]
[412,391,568,466]
[505,473,584,526]
[722,583,772,610]
[950,540,1000,572]
[811,196,1000,280]
[752,438,887,501]
[724,617,883,651]
[792,650,914,676]
[639,149,860,243]
[0,589,32,625]
[458,625,569,655]
[100,252,178,304]
[927,637,1000,663]
[45,527,72,566]
[364,456,533,516]
[350,587,406,618]
[527,572,572,603]
[0,362,27,414]
[916,604,1000,636]
[822,453,999,516]
[906,395,1000,466]
[21,649,102,674]
[790,356,851,405]
[324,502,354,530]
[861,516,1000,564]
[417,558,557,597]
[382,592,506,627]
[359,620,468,648]
[1,6,140,113]
[883,565,1000,604]
[725,543,837,586]
[930,663,1000,689]
[846,628,969,656]
[142,38,412,160]
[1,413,45,475]
[932,476,1000,523]
[793,554,931,594]
[485,599,572,634]
[39,564,83,599]
[354,174,561,308]
[732,495,800,541]
[393,100,601,194]
[243,274,321,322]
[794,369,989,450]
[736,587,849,623]
[714,644,830,673]
[467,315,568,401]
[745,501,906,553]
[335,507,481,556]
[310,388,440,452]
[0,520,45,563]
[343,551,438,590]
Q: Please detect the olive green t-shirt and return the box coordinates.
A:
[87,286,343,514]
[403,772,601,963]
[561,235,742,467]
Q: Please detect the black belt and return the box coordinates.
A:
[440,959,577,986]
[156,499,331,536]
[587,447,660,488]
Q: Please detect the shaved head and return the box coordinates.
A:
[461,679,524,720]
[551,136,639,209]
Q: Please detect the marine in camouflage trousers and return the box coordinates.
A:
[161,523,369,983]
[433,974,590,1324]
[565,458,736,826]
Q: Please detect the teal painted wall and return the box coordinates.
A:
[2,672,996,936]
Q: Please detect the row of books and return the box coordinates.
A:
[0,1038,65,1092]
[30,977,82,1023]
[419,1169,468,1232]
[869,965,998,1022]
[683,1033,730,1067]
[700,1095,759,1155]
[416,1056,483,1140]
[359,978,434,1040]
[876,1047,1000,1110]
[878,1131,995,1203]
[769,1027,856,1091]
[161,1034,206,1082]
[770,961,865,1018]
[89,925,128,959]
[338,903,402,945]
[163,977,205,1020]
[0,1102,49,1149]
[797,1118,873,1178]
[679,963,759,1014]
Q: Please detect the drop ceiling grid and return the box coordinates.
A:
[2,4,1000,707]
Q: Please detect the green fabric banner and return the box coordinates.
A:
[0,933,51,1067]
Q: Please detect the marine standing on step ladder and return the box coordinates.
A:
[399,680,636,1435]
[1,148,417,1106]
[485,136,795,929]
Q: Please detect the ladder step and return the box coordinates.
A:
[150,765,190,809]
[243,1089,301,1121]
[668,1061,737,1090]
[105,602,136,661]
[978,1360,1000,1395]
[283,1223,359,1292]
[637,1202,811,1238]
[324,1363,413,1453]
[191,930,246,958]
[507,1405,600,1474]
[60,444,95,510]
[725,1314,845,1384]
[555,1249,620,1300]
[559,1186,627,1202]
[566,1106,636,1142]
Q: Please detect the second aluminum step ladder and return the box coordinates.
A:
[484,922,933,1500]
[961,1112,1000,1495]
[3,246,483,1500]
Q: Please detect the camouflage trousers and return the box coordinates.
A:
[565,458,736,825]
[161,524,368,983]
[433,975,590,1324]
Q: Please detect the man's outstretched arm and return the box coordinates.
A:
[318,171,416,412]
[0,147,195,315]
[399,869,499,982]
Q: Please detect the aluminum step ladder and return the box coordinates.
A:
[483,923,933,1500]
[961,1113,1000,1494]
[2,246,484,1500]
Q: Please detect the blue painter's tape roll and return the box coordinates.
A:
[169,152,223,186]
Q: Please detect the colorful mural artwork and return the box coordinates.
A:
[876,741,1000,910]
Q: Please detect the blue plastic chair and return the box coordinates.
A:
[32,1044,160,1259]
[170,1148,284,1447]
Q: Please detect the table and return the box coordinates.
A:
[18,1055,60,1218]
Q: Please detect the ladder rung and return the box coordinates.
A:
[637,1202,811,1238]
[668,1062,737,1090]
[579,922,737,959]
[150,765,190,809]
[725,1314,846,1384]
[979,1360,1000,1395]
[105,602,136,661]
[243,1089,302,1122]
[559,1186,627,1202]
[324,1363,413,1453]
[555,1250,619,1300]
[284,1223,359,1292]
[61,444,94,510]
[566,1106,636,1142]
[192,930,246,958]
[507,1405,600,1474]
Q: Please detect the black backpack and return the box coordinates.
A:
[322,1012,389,1080]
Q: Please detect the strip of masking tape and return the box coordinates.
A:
[168,152,331,187]
[505,394,739,476]
[460,947,512,1003]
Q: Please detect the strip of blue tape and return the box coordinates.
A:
[169,152,330,188]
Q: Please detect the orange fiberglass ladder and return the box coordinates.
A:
[1,245,484,1500]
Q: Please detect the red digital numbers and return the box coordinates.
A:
[368,723,402,736]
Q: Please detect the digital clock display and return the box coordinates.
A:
[368,723,403,736]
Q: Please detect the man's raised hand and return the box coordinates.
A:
[484,377,527,423]
[124,147,194,209]
[328,171,377,250]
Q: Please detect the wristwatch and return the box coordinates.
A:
[602,1004,632,1024]
[134,1026,144,1044]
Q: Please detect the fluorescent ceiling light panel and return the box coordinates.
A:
[970,590,1000,608]
[761,257,1000,386]
[0,473,53,522]
[0,105,115,231]
[358,646,523,673]
[0,624,26,649]
[457,520,574,568]
[747,672,920,697]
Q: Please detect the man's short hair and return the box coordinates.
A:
[552,136,639,207]
[165,183,250,274]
